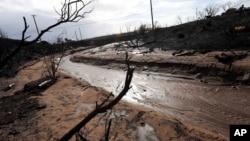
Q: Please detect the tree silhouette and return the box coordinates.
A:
[0,0,95,69]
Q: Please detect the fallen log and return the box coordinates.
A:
[23,76,57,93]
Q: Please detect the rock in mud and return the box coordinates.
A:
[194,73,203,79]
[241,73,250,84]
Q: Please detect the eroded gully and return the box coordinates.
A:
[59,56,250,139]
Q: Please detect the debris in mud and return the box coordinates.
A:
[36,104,47,110]
[0,92,39,125]
[142,66,148,71]
[8,129,20,136]
[2,83,15,92]
[0,77,57,126]
[137,123,160,141]
[193,73,203,79]
[172,50,195,56]
[214,51,248,66]
[172,50,183,56]
[127,111,146,129]
[242,73,250,80]
[240,73,250,84]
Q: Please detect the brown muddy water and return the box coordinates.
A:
[59,56,250,139]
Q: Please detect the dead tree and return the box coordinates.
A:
[42,49,65,78]
[204,3,220,17]
[0,0,95,69]
[175,16,183,25]
[59,52,134,141]
[122,24,157,52]
[221,0,242,12]
[195,3,219,31]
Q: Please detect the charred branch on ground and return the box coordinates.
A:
[59,52,134,141]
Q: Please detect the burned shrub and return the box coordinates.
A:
[178,33,185,39]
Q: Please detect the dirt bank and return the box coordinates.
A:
[70,45,250,84]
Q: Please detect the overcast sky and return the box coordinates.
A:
[0,0,249,42]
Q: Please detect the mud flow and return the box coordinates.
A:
[60,56,250,138]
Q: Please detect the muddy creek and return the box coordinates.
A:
[59,56,250,139]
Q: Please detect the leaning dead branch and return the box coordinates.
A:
[0,0,95,69]
[0,17,29,69]
[59,52,134,141]
[28,0,94,45]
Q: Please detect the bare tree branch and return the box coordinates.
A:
[0,17,29,69]
[96,92,114,109]
[123,24,156,50]
[221,0,243,11]
[204,3,220,17]
[75,132,87,141]
[104,119,112,141]
[0,0,95,69]
[59,52,134,141]
[176,16,183,25]
[25,0,94,45]
[27,0,94,45]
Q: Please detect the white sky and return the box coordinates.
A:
[0,0,249,42]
